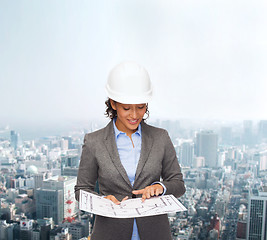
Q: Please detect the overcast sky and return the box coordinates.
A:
[1,0,267,128]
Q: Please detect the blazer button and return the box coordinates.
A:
[132,194,137,198]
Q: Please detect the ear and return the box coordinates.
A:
[110,99,117,110]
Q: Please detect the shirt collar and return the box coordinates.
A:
[113,118,142,138]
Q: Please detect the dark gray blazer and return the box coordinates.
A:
[75,120,186,240]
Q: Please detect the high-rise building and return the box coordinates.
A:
[258,120,267,141]
[193,157,205,168]
[61,153,79,170]
[60,139,69,151]
[243,120,253,146]
[10,130,21,150]
[259,150,267,171]
[246,191,267,240]
[179,141,194,167]
[62,136,74,149]
[41,176,77,221]
[33,173,46,189]
[20,219,34,240]
[220,126,232,145]
[196,131,218,168]
[36,188,64,224]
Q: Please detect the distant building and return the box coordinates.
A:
[20,219,33,240]
[258,120,267,141]
[208,214,220,237]
[53,227,72,240]
[62,167,78,177]
[36,189,64,224]
[61,153,79,172]
[247,191,267,240]
[242,120,253,146]
[0,220,9,240]
[193,156,205,168]
[196,131,218,168]
[220,126,232,145]
[259,150,267,171]
[62,136,74,149]
[68,222,85,240]
[41,176,77,221]
[33,173,46,189]
[60,139,69,151]
[10,130,21,150]
[32,229,40,240]
[236,220,246,239]
[179,141,194,167]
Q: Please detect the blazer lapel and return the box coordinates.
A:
[103,121,132,188]
[134,121,153,184]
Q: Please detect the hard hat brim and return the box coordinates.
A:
[105,85,152,104]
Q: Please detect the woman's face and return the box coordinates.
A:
[110,100,146,136]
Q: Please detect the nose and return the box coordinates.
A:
[130,108,138,118]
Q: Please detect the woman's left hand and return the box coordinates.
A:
[132,184,163,202]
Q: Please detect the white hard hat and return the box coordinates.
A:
[105,61,153,104]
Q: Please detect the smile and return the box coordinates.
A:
[128,119,139,125]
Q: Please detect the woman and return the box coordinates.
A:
[75,61,186,240]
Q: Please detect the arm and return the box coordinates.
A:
[74,134,99,201]
[132,129,186,200]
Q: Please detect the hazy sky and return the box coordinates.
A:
[1,0,267,128]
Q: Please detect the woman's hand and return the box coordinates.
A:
[132,184,163,202]
[104,195,128,205]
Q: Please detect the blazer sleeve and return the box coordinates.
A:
[161,130,186,198]
[74,134,100,201]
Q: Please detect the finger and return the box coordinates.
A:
[146,188,153,198]
[151,187,156,196]
[112,196,120,205]
[141,188,151,202]
[105,195,120,205]
[154,184,163,196]
[121,196,129,202]
[132,189,144,195]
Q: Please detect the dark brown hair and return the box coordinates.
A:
[105,98,149,121]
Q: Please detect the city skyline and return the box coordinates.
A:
[1,0,267,126]
[0,114,266,239]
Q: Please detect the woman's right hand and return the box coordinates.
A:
[104,195,128,205]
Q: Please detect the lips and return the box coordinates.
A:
[128,119,139,125]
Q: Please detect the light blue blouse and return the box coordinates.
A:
[113,119,141,240]
[113,119,166,239]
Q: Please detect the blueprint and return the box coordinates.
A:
[79,190,187,218]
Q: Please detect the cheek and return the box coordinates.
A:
[139,109,146,117]
[116,109,128,119]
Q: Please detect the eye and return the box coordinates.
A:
[138,105,145,109]
[123,107,130,111]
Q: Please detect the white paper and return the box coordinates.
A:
[79,190,187,218]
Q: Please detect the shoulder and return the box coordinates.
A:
[84,121,113,144]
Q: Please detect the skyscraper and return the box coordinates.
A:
[247,191,267,240]
[243,120,253,146]
[258,120,267,141]
[36,188,64,224]
[42,176,77,221]
[196,130,218,168]
[10,130,21,150]
[179,141,194,167]
[220,126,232,145]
